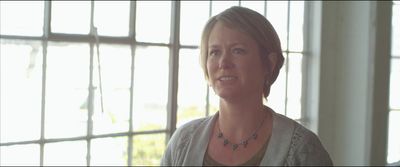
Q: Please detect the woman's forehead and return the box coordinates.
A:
[208,22,256,46]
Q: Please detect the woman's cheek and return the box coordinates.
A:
[206,64,213,85]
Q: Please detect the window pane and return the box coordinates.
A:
[91,137,128,166]
[289,1,304,52]
[92,44,131,135]
[389,59,400,109]
[286,53,303,119]
[392,4,400,56]
[268,53,287,115]
[387,111,400,163]
[240,1,265,16]
[132,46,169,131]
[0,1,44,36]
[0,40,42,143]
[136,1,171,43]
[211,1,239,16]
[0,144,40,166]
[45,42,89,139]
[387,2,400,164]
[43,141,87,166]
[266,1,288,51]
[180,1,210,46]
[132,133,166,166]
[94,1,130,36]
[51,1,91,34]
[177,49,207,127]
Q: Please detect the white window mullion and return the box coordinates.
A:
[86,1,95,166]
[127,1,136,166]
[166,1,180,140]
[40,1,51,166]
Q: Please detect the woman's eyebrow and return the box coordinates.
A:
[208,42,247,48]
[208,44,220,48]
[229,42,247,48]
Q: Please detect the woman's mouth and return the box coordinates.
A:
[218,76,238,81]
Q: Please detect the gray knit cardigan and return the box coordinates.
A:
[161,111,333,166]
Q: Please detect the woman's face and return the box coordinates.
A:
[207,22,267,100]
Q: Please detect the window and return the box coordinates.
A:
[0,1,305,165]
[387,1,400,164]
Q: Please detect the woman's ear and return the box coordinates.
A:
[207,80,212,87]
[206,76,213,87]
[265,52,278,76]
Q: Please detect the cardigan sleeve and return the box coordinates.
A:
[160,138,173,166]
[285,125,333,166]
[160,125,190,166]
[160,118,207,166]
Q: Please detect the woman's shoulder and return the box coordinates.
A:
[272,113,333,165]
[161,116,214,166]
[168,116,214,148]
[271,112,317,141]
[175,116,213,136]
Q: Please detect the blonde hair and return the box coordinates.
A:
[200,6,284,99]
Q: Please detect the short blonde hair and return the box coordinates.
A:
[200,6,284,99]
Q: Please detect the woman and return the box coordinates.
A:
[161,6,332,166]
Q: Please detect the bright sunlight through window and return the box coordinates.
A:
[0,1,305,166]
[387,1,400,164]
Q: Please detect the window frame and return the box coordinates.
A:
[0,1,307,165]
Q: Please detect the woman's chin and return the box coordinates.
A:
[215,90,241,100]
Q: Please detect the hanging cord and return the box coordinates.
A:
[93,27,105,113]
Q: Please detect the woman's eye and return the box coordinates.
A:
[209,50,219,56]
[233,48,245,55]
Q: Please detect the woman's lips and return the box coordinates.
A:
[218,76,237,81]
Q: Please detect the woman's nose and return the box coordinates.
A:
[218,52,235,69]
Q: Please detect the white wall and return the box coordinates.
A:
[305,1,392,165]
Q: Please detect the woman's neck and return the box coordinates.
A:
[217,95,268,143]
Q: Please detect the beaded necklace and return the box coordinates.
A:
[216,112,267,151]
